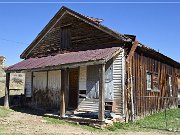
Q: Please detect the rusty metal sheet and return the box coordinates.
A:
[7,47,121,71]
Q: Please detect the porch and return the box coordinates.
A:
[4,47,123,122]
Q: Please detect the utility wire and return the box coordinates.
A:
[0,37,28,45]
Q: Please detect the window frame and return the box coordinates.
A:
[146,71,152,91]
[146,71,160,92]
[168,76,173,97]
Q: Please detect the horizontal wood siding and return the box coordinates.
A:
[113,50,124,114]
[78,99,99,112]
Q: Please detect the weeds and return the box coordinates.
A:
[0,106,12,117]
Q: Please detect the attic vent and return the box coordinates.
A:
[86,16,104,24]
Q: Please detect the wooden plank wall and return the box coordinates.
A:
[128,52,180,117]
[32,70,61,109]
[113,50,125,114]
[27,14,120,59]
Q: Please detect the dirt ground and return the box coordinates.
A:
[0,110,176,135]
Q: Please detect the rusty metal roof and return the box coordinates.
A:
[7,47,121,72]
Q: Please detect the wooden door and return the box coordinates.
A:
[68,68,79,109]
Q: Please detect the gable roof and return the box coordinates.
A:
[20,6,131,59]
[19,6,179,69]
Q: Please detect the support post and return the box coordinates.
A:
[4,73,10,108]
[60,69,68,117]
[99,64,105,122]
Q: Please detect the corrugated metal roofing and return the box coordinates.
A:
[7,47,121,72]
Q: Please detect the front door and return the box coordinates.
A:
[68,68,79,109]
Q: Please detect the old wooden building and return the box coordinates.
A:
[4,6,180,122]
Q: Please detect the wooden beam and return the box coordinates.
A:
[126,41,138,63]
[65,69,69,109]
[99,64,105,121]
[31,72,34,97]
[60,69,68,117]
[4,73,10,108]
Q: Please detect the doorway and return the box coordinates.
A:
[68,68,79,109]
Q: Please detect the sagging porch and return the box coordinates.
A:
[4,47,124,123]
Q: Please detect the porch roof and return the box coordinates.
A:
[6,47,121,72]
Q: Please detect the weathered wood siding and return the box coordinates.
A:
[48,70,61,108]
[27,13,120,59]
[25,72,32,97]
[129,52,180,117]
[48,70,61,91]
[78,99,99,112]
[113,50,125,114]
[33,72,47,90]
[32,71,61,108]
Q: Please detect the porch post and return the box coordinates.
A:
[99,64,105,121]
[4,73,10,108]
[60,69,68,117]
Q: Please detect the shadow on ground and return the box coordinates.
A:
[10,106,48,116]
[0,95,52,117]
[0,96,4,106]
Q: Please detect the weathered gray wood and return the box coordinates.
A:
[4,73,10,108]
[99,64,105,121]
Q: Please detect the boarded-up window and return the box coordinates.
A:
[146,72,159,91]
[152,74,159,91]
[146,72,152,90]
[61,25,71,49]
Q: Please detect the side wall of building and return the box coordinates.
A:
[113,49,125,115]
[127,52,180,117]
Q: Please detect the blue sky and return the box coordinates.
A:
[0,0,179,66]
